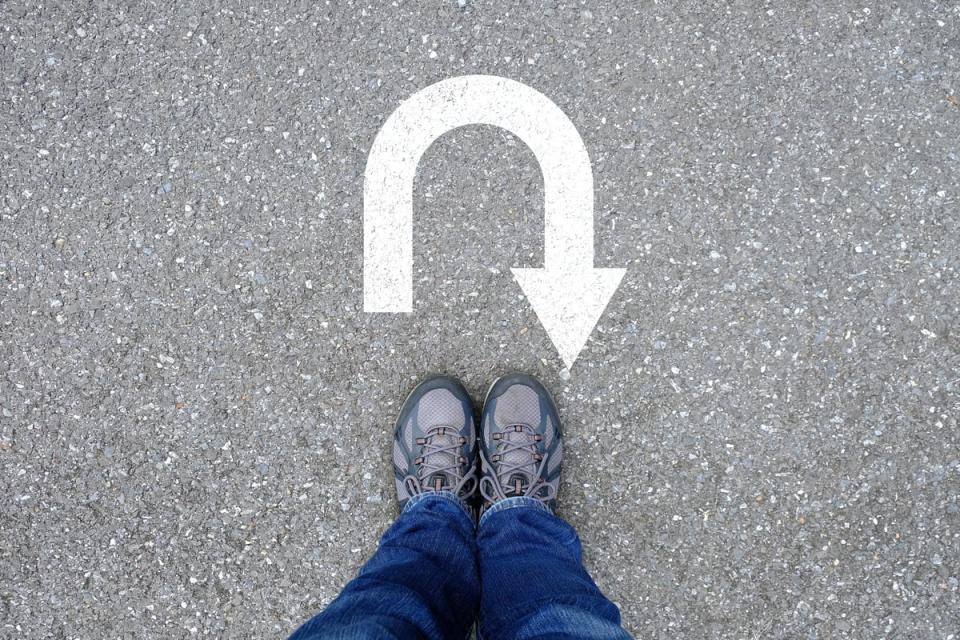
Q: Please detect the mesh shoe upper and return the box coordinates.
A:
[393,376,477,509]
[479,375,562,511]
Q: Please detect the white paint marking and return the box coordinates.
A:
[363,75,625,368]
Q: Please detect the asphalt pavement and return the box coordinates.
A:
[2,1,958,638]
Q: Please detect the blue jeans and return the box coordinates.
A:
[290,492,631,640]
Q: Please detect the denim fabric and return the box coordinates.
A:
[476,497,631,640]
[289,494,631,640]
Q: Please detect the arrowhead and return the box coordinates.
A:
[512,267,626,369]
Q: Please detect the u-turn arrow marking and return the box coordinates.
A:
[363,75,626,368]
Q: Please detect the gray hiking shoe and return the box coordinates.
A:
[393,376,478,510]
[479,374,562,512]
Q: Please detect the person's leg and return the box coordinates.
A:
[477,499,630,639]
[476,375,631,640]
[290,492,478,640]
[289,376,481,640]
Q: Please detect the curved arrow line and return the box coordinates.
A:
[363,75,594,311]
[363,75,625,368]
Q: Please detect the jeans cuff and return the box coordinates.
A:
[478,495,551,528]
[402,490,475,522]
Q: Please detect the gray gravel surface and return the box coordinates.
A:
[2,1,959,638]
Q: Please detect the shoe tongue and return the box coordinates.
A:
[426,473,450,491]
[422,430,459,489]
[504,472,533,495]
[500,427,537,488]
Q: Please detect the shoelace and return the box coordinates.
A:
[479,423,556,503]
[403,425,477,498]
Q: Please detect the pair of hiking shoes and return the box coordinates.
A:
[393,374,562,514]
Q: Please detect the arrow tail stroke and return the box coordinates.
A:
[363,75,625,367]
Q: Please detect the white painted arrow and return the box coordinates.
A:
[363,75,625,368]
